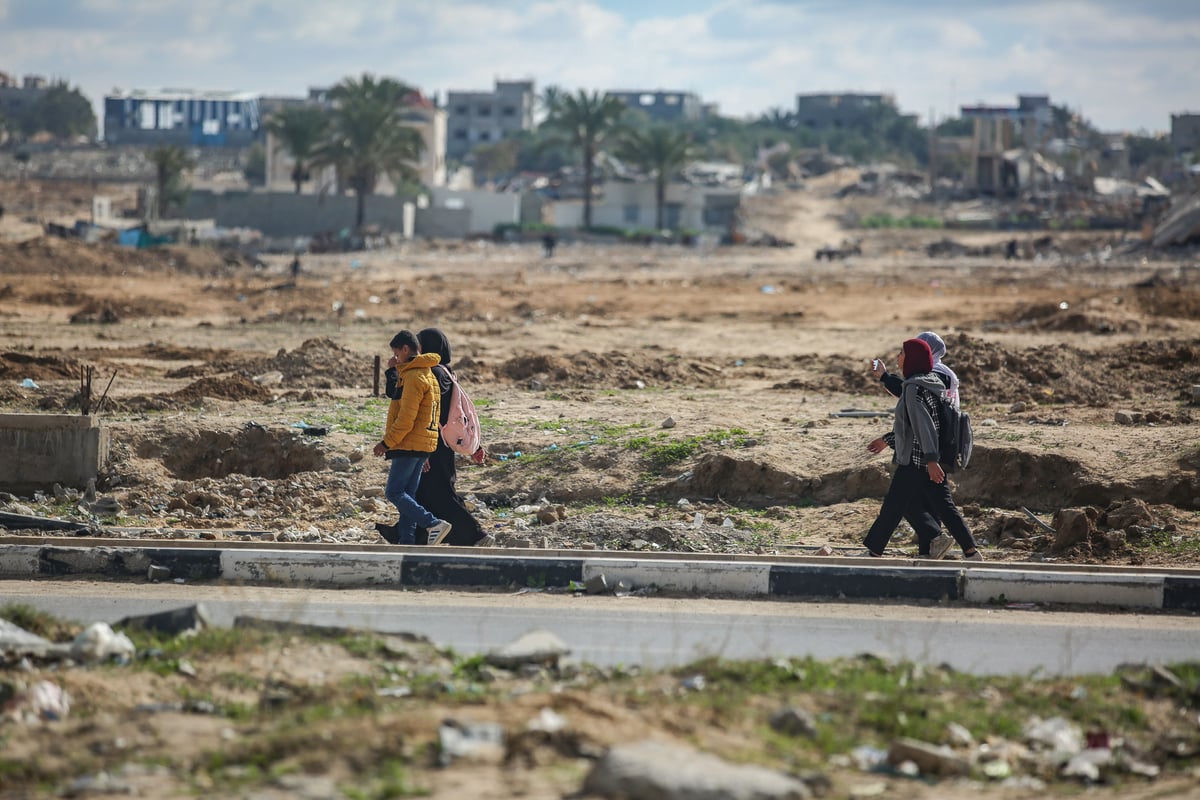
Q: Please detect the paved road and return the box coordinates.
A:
[2,580,1196,676]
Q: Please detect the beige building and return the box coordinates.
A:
[264,90,446,193]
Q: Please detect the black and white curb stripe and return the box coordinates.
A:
[1,544,1197,611]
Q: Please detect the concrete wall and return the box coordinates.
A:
[429,187,530,234]
[0,414,109,493]
[176,190,414,237]
[414,206,471,239]
[546,182,740,231]
[175,189,518,239]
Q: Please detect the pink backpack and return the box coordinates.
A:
[441,371,481,456]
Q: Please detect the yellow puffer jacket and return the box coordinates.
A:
[382,353,441,453]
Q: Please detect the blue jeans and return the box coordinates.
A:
[384,455,439,545]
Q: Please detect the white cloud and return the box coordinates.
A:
[1,0,1196,133]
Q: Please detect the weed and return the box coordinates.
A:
[345,760,430,798]
[0,603,77,639]
[1134,527,1200,558]
[628,428,753,471]
[306,399,389,436]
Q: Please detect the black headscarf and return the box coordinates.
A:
[417,327,451,370]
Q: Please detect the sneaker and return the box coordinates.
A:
[427,520,453,546]
[475,533,497,547]
[374,522,400,545]
[929,533,954,560]
[964,550,984,561]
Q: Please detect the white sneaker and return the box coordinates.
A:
[427,520,453,546]
[929,533,954,560]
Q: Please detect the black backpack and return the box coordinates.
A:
[936,396,973,473]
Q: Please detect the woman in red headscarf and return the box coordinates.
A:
[862,338,981,560]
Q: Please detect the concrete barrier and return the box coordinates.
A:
[0,541,1196,611]
[0,414,110,492]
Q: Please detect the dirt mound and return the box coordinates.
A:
[69,296,188,323]
[0,351,81,380]
[946,334,1200,407]
[146,424,328,480]
[240,337,372,389]
[170,375,275,404]
[481,351,726,389]
[0,237,230,277]
[1133,284,1200,319]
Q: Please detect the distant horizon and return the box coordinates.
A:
[3,0,1198,136]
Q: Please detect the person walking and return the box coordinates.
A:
[400,327,490,546]
[862,338,981,561]
[870,330,962,559]
[373,330,452,546]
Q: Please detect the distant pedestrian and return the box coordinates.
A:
[290,255,301,280]
[863,338,981,560]
[542,232,557,258]
[373,330,452,546]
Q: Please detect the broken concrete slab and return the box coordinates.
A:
[0,413,110,493]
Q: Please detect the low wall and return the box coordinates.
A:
[0,414,109,493]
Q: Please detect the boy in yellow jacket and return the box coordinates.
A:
[372,330,453,545]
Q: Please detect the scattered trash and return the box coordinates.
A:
[27,680,70,721]
[527,707,567,733]
[70,622,135,662]
[19,378,39,389]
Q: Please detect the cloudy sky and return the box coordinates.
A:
[1,0,1197,133]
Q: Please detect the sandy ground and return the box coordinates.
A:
[1,174,1198,566]
[2,174,1200,797]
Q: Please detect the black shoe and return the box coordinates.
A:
[374,522,400,545]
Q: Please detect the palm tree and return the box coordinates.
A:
[314,74,424,228]
[614,127,693,231]
[538,85,565,119]
[541,90,627,229]
[266,106,330,193]
[147,145,195,219]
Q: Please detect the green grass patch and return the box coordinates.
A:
[305,399,390,436]
[627,428,753,471]
[860,213,944,229]
[1132,527,1200,559]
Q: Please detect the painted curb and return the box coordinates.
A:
[0,543,1196,611]
[962,568,1165,608]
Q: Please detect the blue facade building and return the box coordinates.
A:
[104,89,261,147]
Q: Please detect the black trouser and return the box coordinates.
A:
[864,464,976,556]
[414,443,484,546]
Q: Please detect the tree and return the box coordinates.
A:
[20,82,96,140]
[538,85,565,119]
[314,73,424,228]
[242,143,266,185]
[614,126,693,230]
[541,90,627,228]
[147,145,195,219]
[266,105,330,193]
[471,139,519,184]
